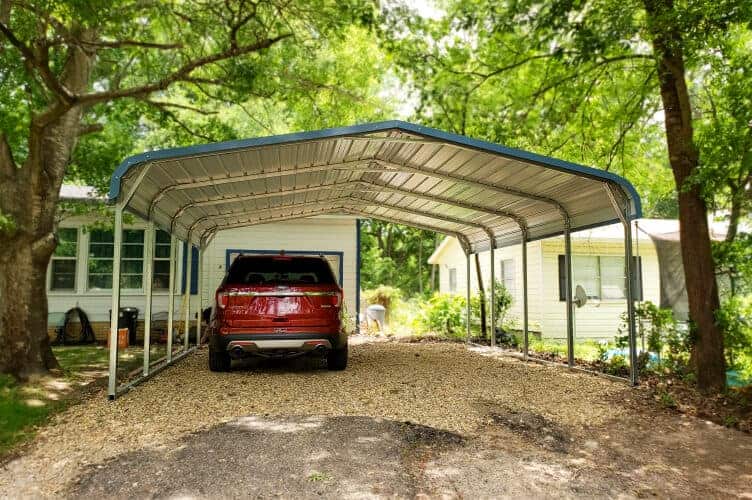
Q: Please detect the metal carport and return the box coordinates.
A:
[106,120,642,398]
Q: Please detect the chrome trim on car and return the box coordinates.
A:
[227,339,333,351]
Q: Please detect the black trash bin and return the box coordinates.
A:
[110,307,139,345]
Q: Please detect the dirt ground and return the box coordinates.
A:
[1,338,751,498]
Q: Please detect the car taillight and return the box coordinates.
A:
[330,292,341,308]
[216,291,229,309]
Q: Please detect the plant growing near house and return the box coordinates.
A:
[491,279,513,334]
[416,293,467,338]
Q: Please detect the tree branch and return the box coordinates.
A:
[144,100,218,114]
[0,132,16,179]
[145,101,216,142]
[77,123,104,136]
[75,33,291,106]
[0,20,75,103]
[77,39,183,50]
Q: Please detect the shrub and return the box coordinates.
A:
[717,295,752,378]
[416,293,467,339]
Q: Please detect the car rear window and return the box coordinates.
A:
[226,256,337,285]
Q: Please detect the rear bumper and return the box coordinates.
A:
[210,332,347,356]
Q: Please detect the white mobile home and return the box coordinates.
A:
[426,219,711,340]
[48,185,358,341]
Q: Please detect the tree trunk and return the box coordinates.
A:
[474,253,486,338]
[0,238,59,378]
[644,0,726,392]
[0,39,93,379]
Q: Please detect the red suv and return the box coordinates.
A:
[207,253,347,372]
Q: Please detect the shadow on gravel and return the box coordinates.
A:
[488,407,572,453]
[67,415,465,499]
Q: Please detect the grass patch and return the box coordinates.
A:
[0,374,61,457]
[0,343,167,459]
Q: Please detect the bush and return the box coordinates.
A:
[717,295,752,378]
[416,293,467,339]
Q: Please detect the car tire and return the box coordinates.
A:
[209,347,231,372]
[327,346,348,371]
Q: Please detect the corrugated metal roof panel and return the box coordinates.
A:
[109,121,641,253]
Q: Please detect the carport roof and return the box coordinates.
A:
[108,120,641,253]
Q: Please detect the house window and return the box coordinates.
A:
[88,229,144,290]
[153,230,172,290]
[558,255,643,301]
[122,229,145,289]
[88,229,114,290]
[449,268,457,292]
[50,228,78,291]
[500,259,515,295]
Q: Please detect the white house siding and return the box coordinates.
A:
[431,225,660,340]
[433,237,545,333]
[538,237,659,340]
[198,216,358,318]
[47,214,357,337]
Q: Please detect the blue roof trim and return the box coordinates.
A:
[108,120,641,219]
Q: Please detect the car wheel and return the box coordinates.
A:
[327,346,348,371]
[209,347,231,372]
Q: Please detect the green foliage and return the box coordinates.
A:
[0,211,17,237]
[658,391,677,409]
[491,280,513,331]
[617,301,689,371]
[363,285,403,323]
[605,355,629,377]
[716,296,752,378]
[360,221,439,297]
[0,375,56,456]
[416,293,467,338]
[713,233,752,296]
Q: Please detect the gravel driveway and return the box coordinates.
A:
[1,338,751,498]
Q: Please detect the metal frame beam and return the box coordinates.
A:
[200,205,473,254]
[196,197,493,247]
[153,158,566,236]
[466,252,472,343]
[605,184,638,385]
[564,221,574,367]
[175,179,528,239]
[166,234,177,362]
[522,230,529,361]
[183,241,192,350]
[148,160,381,218]
[107,204,124,399]
[490,243,496,347]
[143,221,155,376]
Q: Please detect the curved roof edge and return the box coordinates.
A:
[108,120,642,219]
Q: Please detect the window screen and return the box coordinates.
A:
[500,259,515,295]
[449,268,457,292]
[50,228,77,291]
[558,255,643,301]
[226,256,337,285]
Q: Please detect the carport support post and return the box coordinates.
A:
[107,204,124,399]
[564,223,575,367]
[166,234,177,362]
[624,220,638,385]
[183,243,192,350]
[196,246,203,345]
[143,222,155,376]
[490,244,496,348]
[522,234,529,361]
[466,252,471,343]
